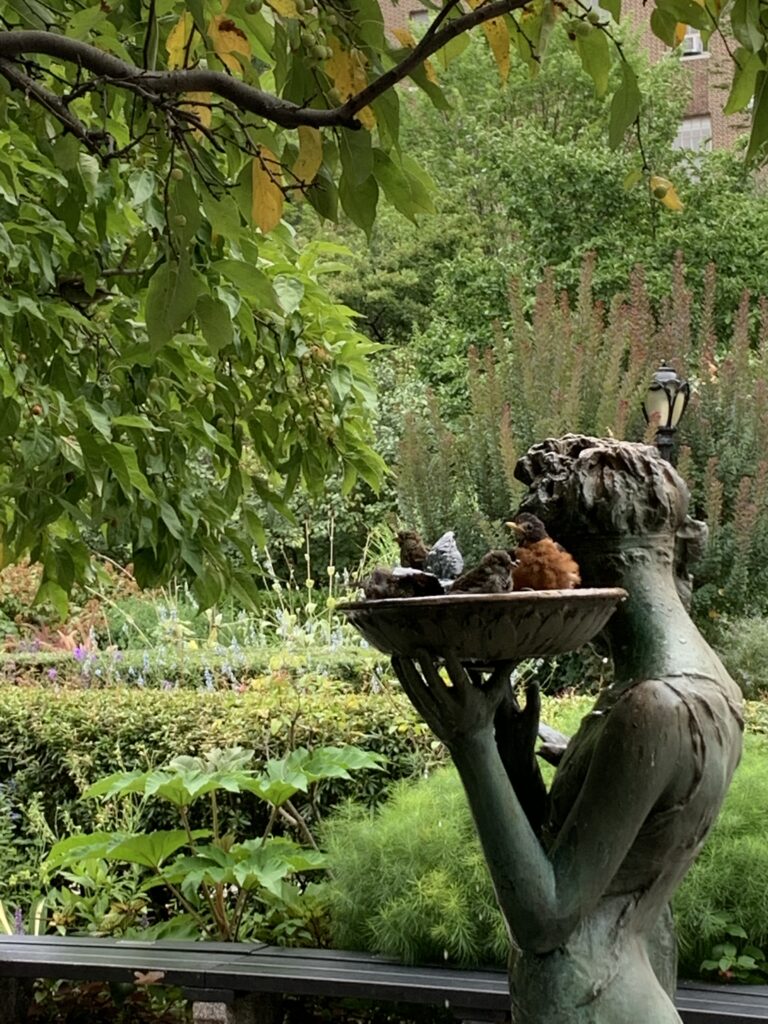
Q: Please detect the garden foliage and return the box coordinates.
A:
[325,727,768,981]
[397,256,768,623]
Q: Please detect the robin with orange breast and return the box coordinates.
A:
[506,513,581,591]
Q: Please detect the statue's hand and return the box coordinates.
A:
[392,650,515,750]
[495,679,541,768]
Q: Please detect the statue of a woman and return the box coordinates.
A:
[392,437,743,1024]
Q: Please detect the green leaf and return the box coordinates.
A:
[724,49,763,114]
[145,259,203,348]
[107,830,205,869]
[601,0,621,21]
[574,25,611,98]
[196,294,234,353]
[731,0,764,52]
[339,128,374,188]
[33,580,69,620]
[608,62,641,149]
[214,260,279,309]
[0,398,20,439]
[623,168,643,190]
[339,172,379,238]
[747,70,768,161]
[273,275,304,314]
[83,770,148,800]
[45,832,123,870]
[656,0,711,30]
[650,6,678,46]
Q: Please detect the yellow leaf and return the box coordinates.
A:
[166,13,194,69]
[265,0,299,16]
[466,0,509,83]
[650,175,684,211]
[181,92,212,134]
[392,27,416,47]
[673,22,687,46]
[325,37,376,128]
[292,125,323,188]
[252,147,284,232]
[208,15,251,74]
[392,26,438,83]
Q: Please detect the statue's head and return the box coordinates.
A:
[514,436,689,579]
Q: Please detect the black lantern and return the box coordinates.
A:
[642,363,690,463]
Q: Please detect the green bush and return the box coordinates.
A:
[0,676,442,908]
[325,706,768,981]
[714,616,768,697]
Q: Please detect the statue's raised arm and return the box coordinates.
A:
[393,437,743,1024]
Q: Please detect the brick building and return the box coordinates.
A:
[379,0,748,151]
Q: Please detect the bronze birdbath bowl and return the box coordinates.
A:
[338,588,627,663]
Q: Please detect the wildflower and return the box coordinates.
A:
[327,565,336,577]
[305,578,315,589]
[72,646,87,662]
[47,668,58,681]
[13,907,24,935]
[204,666,215,691]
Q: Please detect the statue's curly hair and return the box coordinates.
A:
[514,435,690,541]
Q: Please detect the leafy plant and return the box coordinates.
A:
[44,745,386,943]
[699,916,768,983]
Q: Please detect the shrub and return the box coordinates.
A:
[714,616,768,697]
[325,704,768,981]
[0,676,442,909]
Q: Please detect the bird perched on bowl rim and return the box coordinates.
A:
[396,529,429,571]
[505,513,581,591]
[449,549,516,595]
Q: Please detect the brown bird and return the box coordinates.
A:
[449,550,516,595]
[363,568,444,600]
[506,513,581,591]
[396,529,429,571]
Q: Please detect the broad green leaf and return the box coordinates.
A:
[196,294,234,353]
[747,70,768,161]
[724,48,763,113]
[145,259,203,348]
[45,832,123,870]
[339,128,374,188]
[731,0,763,52]
[215,260,278,309]
[273,275,304,314]
[574,25,611,97]
[0,398,20,438]
[107,830,207,869]
[656,0,711,31]
[33,579,69,620]
[608,62,641,148]
[339,172,379,238]
[601,0,621,21]
[83,770,148,800]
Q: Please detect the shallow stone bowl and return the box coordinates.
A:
[338,588,627,662]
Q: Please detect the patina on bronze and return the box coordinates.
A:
[350,437,744,1024]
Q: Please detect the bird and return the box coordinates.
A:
[448,550,516,594]
[425,530,464,580]
[396,529,429,571]
[363,567,444,600]
[505,513,581,591]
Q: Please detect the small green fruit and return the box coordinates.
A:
[653,185,668,199]
[170,167,184,181]
[173,214,187,227]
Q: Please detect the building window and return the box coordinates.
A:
[682,28,705,57]
[673,115,712,151]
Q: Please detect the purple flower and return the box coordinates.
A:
[73,646,87,662]
[47,668,58,681]
[13,907,24,935]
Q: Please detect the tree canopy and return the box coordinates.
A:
[0,0,764,609]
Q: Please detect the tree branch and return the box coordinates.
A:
[0,56,108,155]
[0,5,529,132]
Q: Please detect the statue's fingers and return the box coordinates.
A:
[391,656,438,720]
[522,680,541,721]
[442,650,473,696]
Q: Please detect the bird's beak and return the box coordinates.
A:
[505,521,524,535]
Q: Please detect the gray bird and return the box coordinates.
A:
[448,550,516,594]
[425,530,464,581]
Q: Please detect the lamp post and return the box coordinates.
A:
[642,363,690,464]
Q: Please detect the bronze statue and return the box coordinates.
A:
[392,437,743,1023]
